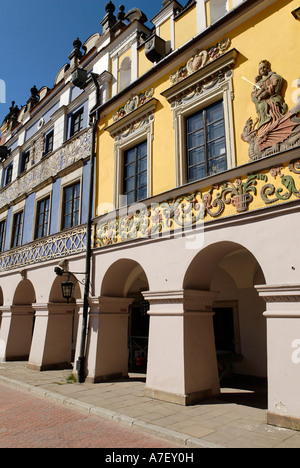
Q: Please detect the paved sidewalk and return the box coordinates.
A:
[0,362,299,448]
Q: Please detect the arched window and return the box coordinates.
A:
[119,56,131,92]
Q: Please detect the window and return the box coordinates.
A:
[70,108,84,137]
[20,151,30,174]
[123,141,147,204]
[11,211,23,248]
[209,0,229,24]
[4,164,13,186]
[35,196,50,239]
[62,182,80,229]
[186,101,227,182]
[44,130,54,155]
[162,47,236,187]
[119,57,131,92]
[0,220,6,252]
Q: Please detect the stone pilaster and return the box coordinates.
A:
[0,305,34,362]
[84,296,133,383]
[28,302,75,371]
[143,289,220,405]
[256,284,300,430]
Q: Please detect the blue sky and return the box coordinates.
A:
[0,0,165,125]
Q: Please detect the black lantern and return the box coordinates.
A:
[61,275,75,303]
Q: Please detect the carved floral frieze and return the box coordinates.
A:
[0,128,92,210]
[94,157,300,248]
[169,38,231,85]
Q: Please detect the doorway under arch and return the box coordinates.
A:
[7,279,37,361]
[100,259,150,375]
[183,241,267,408]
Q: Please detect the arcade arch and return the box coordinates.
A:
[184,241,267,386]
[0,279,36,362]
[101,259,150,373]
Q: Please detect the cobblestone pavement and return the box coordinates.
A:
[0,382,183,449]
[0,362,300,448]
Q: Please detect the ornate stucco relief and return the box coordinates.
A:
[112,88,154,122]
[169,38,232,85]
[242,60,300,161]
[94,156,300,248]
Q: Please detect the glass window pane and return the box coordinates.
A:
[64,200,72,215]
[137,172,147,188]
[74,182,80,198]
[138,142,147,158]
[126,192,136,205]
[188,129,204,149]
[123,141,147,204]
[208,155,227,175]
[125,148,135,165]
[124,163,136,179]
[207,101,223,123]
[208,120,225,141]
[64,215,72,229]
[137,187,147,201]
[189,164,205,182]
[137,157,147,173]
[188,147,205,167]
[124,177,135,193]
[208,137,226,159]
[187,112,203,133]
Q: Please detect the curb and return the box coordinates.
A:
[0,374,224,449]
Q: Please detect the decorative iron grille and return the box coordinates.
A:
[0,226,87,271]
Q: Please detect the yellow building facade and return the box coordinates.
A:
[91,0,300,430]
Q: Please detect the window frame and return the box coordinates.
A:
[123,140,148,205]
[34,195,51,239]
[171,75,235,187]
[11,210,24,249]
[186,100,227,183]
[44,130,54,156]
[0,219,6,252]
[4,163,13,186]
[20,150,30,175]
[61,180,81,230]
[70,107,84,137]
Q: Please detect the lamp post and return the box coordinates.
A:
[54,66,100,383]
[67,68,100,383]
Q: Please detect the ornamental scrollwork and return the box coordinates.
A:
[169,38,231,85]
[260,160,300,204]
[112,88,154,122]
[94,159,300,249]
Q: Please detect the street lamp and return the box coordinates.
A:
[61,275,75,303]
[54,267,76,303]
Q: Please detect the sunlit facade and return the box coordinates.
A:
[0,0,300,430]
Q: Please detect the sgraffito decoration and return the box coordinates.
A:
[242,60,300,161]
[94,157,300,248]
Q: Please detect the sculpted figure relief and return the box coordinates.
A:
[242,60,300,161]
[251,60,288,130]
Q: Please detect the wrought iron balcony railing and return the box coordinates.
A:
[0,225,87,271]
